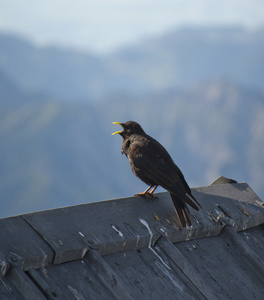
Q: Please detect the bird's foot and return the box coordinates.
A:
[134,192,159,201]
[150,194,159,202]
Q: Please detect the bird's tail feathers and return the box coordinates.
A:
[170,193,192,227]
[184,192,201,211]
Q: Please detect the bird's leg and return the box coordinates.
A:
[149,185,158,195]
[135,185,159,201]
[148,185,159,200]
[135,185,153,197]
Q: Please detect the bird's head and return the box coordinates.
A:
[112,121,145,138]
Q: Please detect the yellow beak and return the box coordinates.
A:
[112,122,123,135]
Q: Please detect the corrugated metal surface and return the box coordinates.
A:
[0,179,264,299]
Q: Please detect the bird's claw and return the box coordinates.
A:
[134,192,159,201]
[150,194,159,202]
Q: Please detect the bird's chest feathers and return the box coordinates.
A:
[121,136,147,159]
[121,139,131,156]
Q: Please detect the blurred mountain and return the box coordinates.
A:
[0,33,107,100]
[0,27,264,101]
[0,76,264,218]
[0,27,264,217]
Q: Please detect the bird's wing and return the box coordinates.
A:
[131,138,201,210]
[131,139,185,193]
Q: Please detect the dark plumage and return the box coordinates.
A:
[112,121,201,227]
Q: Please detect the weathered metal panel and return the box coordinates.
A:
[0,268,46,300]
[219,226,264,283]
[104,246,206,300]
[0,216,54,273]
[210,176,237,185]
[85,250,134,299]
[238,224,264,256]
[28,249,133,300]
[23,197,161,264]
[0,181,263,299]
[157,237,217,299]
[0,250,10,277]
[23,182,264,265]
[191,183,264,233]
[20,224,264,300]
[169,226,264,300]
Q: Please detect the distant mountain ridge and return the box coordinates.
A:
[0,27,264,218]
[0,79,263,218]
[0,26,264,101]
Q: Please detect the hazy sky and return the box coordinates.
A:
[0,0,264,53]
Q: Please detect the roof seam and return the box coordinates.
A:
[220,226,264,280]
[157,237,216,299]
[24,270,48,299]
[21,215,56,266]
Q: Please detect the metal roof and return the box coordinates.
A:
[0,177,264,299]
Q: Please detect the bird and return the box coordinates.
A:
[112,120,201,227]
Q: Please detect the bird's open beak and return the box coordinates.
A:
[112,122,123,135]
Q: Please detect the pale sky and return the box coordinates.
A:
[0,0,264,53]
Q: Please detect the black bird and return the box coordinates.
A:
[112,120,201,227]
